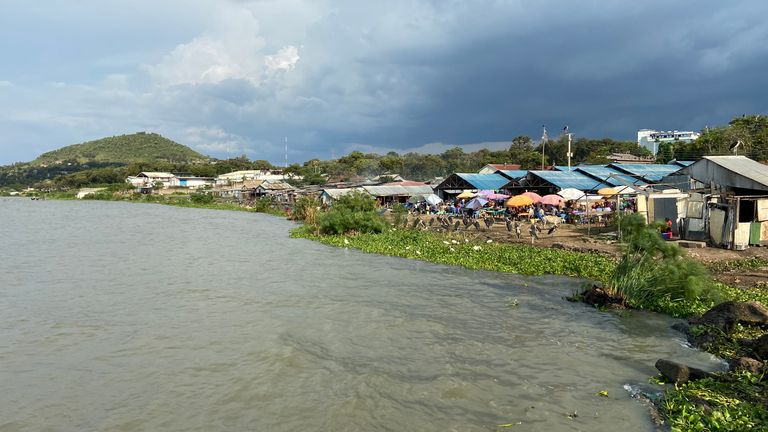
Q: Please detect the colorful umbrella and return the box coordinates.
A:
[456,190,474,199]
[598,187,619,196]
[557,188,585,201]
[474,190,495,197]
[540,194,564,206]
[522,191,542,203]
[505,194,534,207]
[487,193,510,200]
[464,197,489,210]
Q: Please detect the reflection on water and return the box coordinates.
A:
[0,198,721,431]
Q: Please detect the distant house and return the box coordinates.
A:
[479,163,522,174]
[319,188,355,205]
[168,176,214,189]
[215,170,302,186]
[126,172,176,188]
[606,153,655,164]
[637,129,700,155]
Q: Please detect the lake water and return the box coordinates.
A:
[0,198,722,431]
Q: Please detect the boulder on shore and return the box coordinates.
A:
[655,359,713,383]
[692,301,768,332]
[729,356,765,374]
[752,334,768,360]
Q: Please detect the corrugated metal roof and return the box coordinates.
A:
[321,188,354,199]
[670,160,694,167]
[575,166,647,187]
[363,185,409,196]
[456,173,510,190]
[609,164,680,182]
[140,172,175,178]
[401,185,434,195]
[528,170,612,191]
[680,156,768,191]
[498,170,529,180]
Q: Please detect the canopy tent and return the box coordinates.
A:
[456,190,474,199]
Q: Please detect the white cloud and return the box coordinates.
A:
[182,126,250,154]
[0,80,12,87]
[143,4,301,87]
[265,46,300,72]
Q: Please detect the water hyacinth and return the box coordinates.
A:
[291,227,615,282]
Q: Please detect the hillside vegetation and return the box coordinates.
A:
[31,132,208,166]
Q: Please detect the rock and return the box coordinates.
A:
[580,286,626,310]
[693,301,768,332]
[729,357,765,374]
[753,334,768,360]
[655,359,713,383]
[671,321,690,335]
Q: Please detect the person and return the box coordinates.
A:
[664,217,673,233]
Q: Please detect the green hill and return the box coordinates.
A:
[31,132,209,166]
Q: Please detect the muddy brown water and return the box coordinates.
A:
[0,198,723,431]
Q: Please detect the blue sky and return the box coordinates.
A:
[1,0,767,165]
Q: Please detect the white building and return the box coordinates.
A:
[637,129,700,155]
[215,170,301,186]
[126,172,176,188]
[168,176,214,189]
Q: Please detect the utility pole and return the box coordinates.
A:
[540,125,548,170]
[563,126,572,171]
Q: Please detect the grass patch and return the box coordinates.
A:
[708,258,768,273]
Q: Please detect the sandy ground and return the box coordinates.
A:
[411,214,768,290]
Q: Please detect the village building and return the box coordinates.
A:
[214,169,300,186]
[664,156,768,249]
[126,172,176,188]
[478,163,522,174]
[637,129,700,155]
[433,173,511,199]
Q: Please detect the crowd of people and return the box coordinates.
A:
[404,193,639,225]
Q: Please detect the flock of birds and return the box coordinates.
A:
[400,214,558,240]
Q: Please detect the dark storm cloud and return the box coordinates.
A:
[1,0,767,164]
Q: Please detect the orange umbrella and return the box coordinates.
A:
[598,187,619,196]
[506,194,534,207]
[522,191,542,203]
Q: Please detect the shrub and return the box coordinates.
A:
[292,195,320,224]
[190,192,214,204]
[315,191,387,235]
[391,203,407,226]
[607,214,718,315]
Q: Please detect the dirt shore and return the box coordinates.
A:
[413,215,768,289]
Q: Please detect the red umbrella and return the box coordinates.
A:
[540,194,564,206]
[522,191,542,203]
